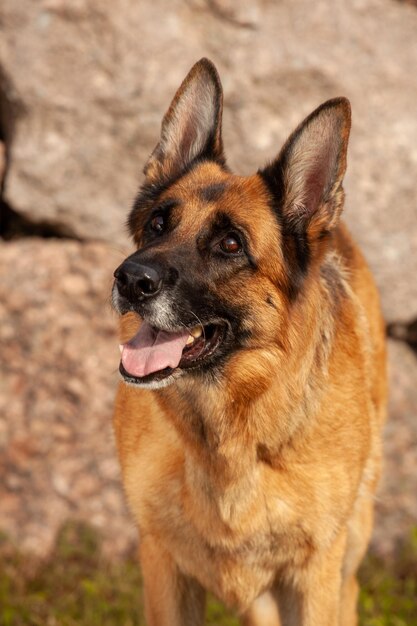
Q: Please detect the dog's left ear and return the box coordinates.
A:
[144,58,225,183]
[261,98,351,239]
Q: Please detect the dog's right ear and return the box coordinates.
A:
[144,58,225,183]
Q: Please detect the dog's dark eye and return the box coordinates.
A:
[219,234,242,254]
[150,214,165,234]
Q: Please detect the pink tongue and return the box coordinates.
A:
[121,320,191,378]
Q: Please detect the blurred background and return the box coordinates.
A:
[0,0,416,623]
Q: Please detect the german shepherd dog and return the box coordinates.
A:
[112,59,386,626]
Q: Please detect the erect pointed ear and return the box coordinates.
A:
[260,98,351,239]
[144,58,225,183]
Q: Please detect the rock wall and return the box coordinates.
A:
[0,240,134,556]
[0,0,416,557]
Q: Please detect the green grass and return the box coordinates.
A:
[358,527,417,626]
[0,522,416,625]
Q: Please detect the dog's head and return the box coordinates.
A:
[113,58,351,389]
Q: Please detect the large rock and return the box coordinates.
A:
[0,0,416,321]
[373,339,417,556]
[0,239,135,556]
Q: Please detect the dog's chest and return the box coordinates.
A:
[146,470,313,610]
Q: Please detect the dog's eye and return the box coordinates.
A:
[150,214,165,234]
[219,234,242,254]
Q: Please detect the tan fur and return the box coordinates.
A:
[113,61,386,626]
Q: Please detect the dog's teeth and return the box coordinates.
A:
[190,326,203,339]
[119,344,123,354]
[185,326,202,346]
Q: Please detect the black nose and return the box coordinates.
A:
[114,260,162,300]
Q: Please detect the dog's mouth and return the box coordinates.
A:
[119,320,227,385]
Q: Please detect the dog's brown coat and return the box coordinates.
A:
[113,59,386,626]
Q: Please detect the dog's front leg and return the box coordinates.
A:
[275,531,347,626]
[139,535,206,626]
